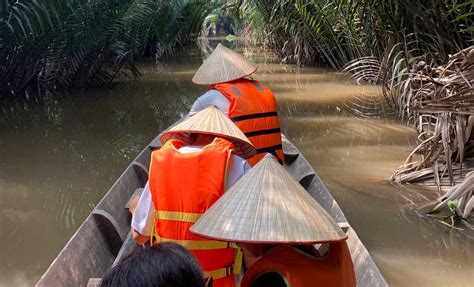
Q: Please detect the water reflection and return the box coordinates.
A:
[0,50,472,286]
[0,55,206,286]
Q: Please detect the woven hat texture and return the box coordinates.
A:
[190,156,347,243]
[159,106,256,159]
[192,44,257,85]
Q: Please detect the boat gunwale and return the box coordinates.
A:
[36,133,388,287]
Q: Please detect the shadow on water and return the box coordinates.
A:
[0,48,473,286]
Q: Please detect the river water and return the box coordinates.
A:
[0,44,472,286]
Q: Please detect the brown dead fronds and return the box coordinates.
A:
[346,45,473,219]
[390,46,474,219]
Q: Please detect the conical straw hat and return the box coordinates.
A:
[160,106,256,159]
[192,44,257,85]
[190,156,347,244]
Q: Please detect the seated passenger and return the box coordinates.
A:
[190,155,356,287]
[100,242,207,287]
[131,107,256,287]
[190,43,284,166]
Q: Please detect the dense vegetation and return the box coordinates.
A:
[0,0,214,98]
[242,0,472,68]
[3,0,471,96]
[241,0,473,220]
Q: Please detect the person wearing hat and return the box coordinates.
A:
[130,107,256,287]
[190,44,283,167]
[190,156,356,287]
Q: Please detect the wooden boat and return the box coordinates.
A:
[37,131,388,287]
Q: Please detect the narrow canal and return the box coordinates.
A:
[0,43,472,286]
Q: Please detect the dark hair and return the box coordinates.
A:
[101,242,205,287]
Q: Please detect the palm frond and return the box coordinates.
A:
[0,0,215,97]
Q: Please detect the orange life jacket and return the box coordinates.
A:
[212,79,283,166]
[149,138,242,287]
[241,242,356,287]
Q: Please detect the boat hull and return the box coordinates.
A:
[37,135,387,286]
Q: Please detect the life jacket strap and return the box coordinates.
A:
[233,246,243,275]
[204,266,232,280]
[156,237,239,251]
[244,128,281,137]
[155,210,202,222]
[149,227,243,277]
[204,247,243,280]
[230,111,278,122]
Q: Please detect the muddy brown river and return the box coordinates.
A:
[0,45,472,286]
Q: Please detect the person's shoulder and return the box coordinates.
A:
[230,153,245,162]
[199,89,225,100]
[230,153,250,169]
[190,90,228,114]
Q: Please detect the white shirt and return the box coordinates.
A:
[131,145,250,236]
[189,90,230,115]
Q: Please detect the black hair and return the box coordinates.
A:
[101,242,206,287]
